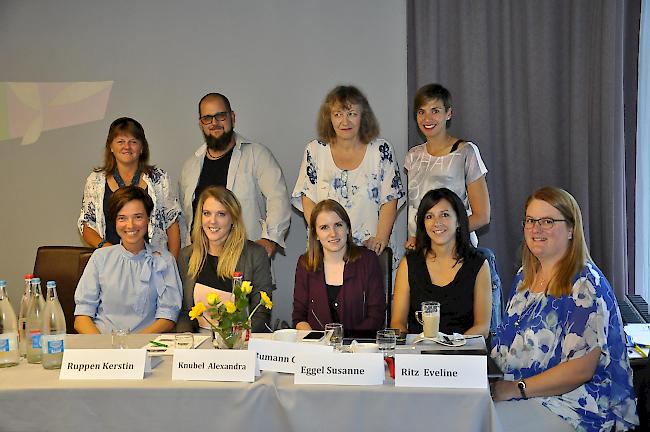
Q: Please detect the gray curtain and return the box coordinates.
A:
[407,0,640,298]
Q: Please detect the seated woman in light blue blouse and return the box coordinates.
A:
[74,186,183,334]
[490,187,638,432]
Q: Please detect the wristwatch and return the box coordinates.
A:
[97,240,106,248]
[517,380,528,400]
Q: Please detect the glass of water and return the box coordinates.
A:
[325,323,343,351]
[175,333,194,350]
[111,329,130,349]
[376,329,397,358]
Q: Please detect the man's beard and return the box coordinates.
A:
[204,128,234,152]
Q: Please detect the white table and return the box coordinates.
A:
[0,334,502,432]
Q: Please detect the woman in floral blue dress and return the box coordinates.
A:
[291,86,405,264]
[490,187,638,431]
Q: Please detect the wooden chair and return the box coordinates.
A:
[33,246,95,334]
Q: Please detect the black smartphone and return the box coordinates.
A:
[302,331,326,341]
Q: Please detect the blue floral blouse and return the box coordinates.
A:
[78,168,181,252]
[291,139,405,265]
[491,263,638,431]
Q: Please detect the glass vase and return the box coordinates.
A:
[212,324,247,349]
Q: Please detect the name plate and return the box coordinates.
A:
[172,349,256,382]
[248,338,333,373]
[395,354,487,388]
[59,349,147,380]
[293,352,385,386]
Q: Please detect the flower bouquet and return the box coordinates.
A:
[189,276,272,349]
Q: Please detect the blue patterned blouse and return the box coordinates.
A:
[491,263,638,431]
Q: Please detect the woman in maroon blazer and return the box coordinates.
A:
[292,199,386,335]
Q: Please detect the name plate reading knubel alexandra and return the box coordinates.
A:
[171,349,257,382]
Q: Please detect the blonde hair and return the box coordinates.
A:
[520,186,591,297]
[187,187,247,280]
[303,199,360,272]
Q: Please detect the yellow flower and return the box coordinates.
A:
[189,302,206,320]
[225,301,237,314]
[241,281,253,294]
[206,293,220,306]
[260,291,272,310]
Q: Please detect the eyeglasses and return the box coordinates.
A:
[200,111,231,125]
[340,170,349,199]
[522,217,568,230]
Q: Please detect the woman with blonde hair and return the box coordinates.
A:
[293,199,385,335]
[176,186,272,333]
[490,186,638,431]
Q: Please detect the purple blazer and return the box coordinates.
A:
[292,247,386,332]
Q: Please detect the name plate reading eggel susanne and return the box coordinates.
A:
[60,349,147,380]
[395,354,487,389]
[172,349,256,382]
[293,352,385,385]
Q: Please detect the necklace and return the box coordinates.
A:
[114,168,142,188]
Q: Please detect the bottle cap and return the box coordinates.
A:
[0,280,6,287]
[233,272,243,278]
[46,281,56,288]
[24,273,34,279]
[31,277,41,284]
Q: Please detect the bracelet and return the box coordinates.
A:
[97,240,106,248]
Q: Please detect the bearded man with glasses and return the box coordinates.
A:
[179,92,290,258]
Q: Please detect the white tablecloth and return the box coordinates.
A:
[0,334,502,432]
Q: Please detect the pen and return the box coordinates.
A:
[149,340,168,348]
[633,345,648,358]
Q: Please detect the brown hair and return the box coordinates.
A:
[303,199,361,272]
[317,85,379,144]
[107,185,154,227]
[520,186,591,297]
[188,186,246,280]
[97,117,154,176]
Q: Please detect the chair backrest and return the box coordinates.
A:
[33,246,95,334]
[378,247,393,327]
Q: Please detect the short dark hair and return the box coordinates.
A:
[413,83,453,128]
[198,93,232,116]
[107,185,154,227]
[413,188,477,263]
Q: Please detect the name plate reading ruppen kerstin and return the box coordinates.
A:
[395,354,487,388]
[293,352,385,385]
[59,349,147,380]
[247,338,333,373]
[172,349,256,382]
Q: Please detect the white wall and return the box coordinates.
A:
[0,0,407,324]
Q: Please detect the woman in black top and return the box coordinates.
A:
[391,188,491,337]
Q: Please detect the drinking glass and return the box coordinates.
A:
[376,329,397,358]
[111,329,130,349]
[175,332,194,349]
[325,323,343,351]
[415,301,440,338]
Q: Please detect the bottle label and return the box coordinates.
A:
[0,332,18,352]
[30,330,42,349]
[42,334,65,354]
